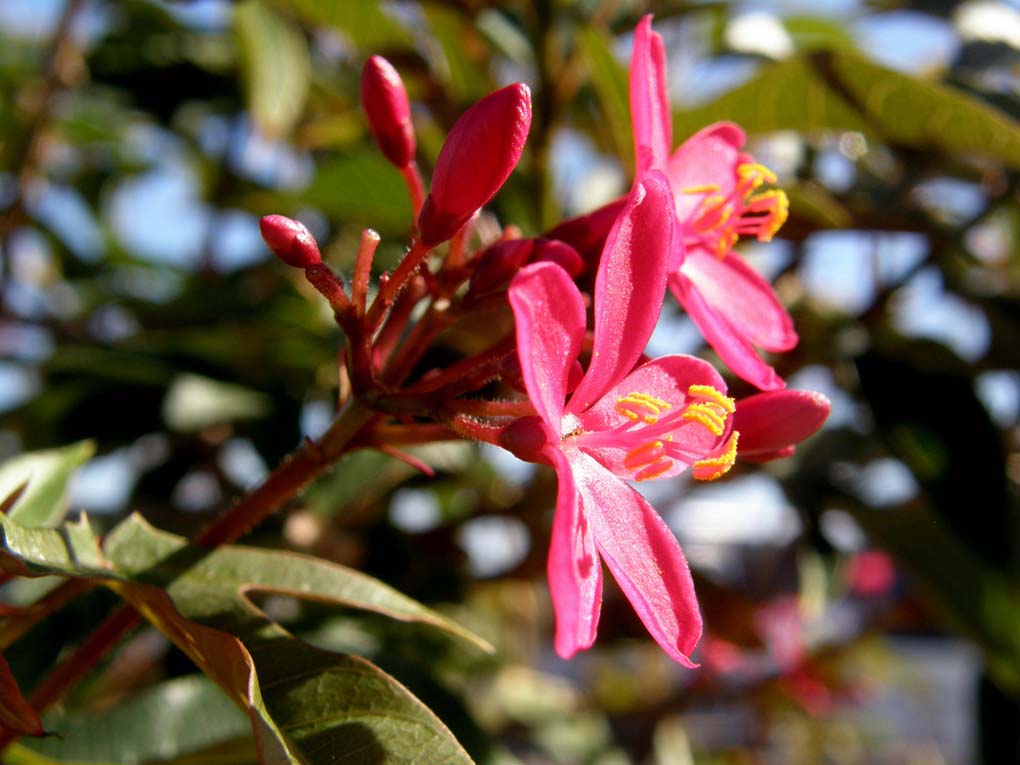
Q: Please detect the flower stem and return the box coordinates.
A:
[401,162,426,219]
[352,228,381,317]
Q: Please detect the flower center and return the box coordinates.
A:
[681,161,789,258]
[574,384,740,481]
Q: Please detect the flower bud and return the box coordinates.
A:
[542,198,625,264]
[259,215,321,269]
[418,83,532,247]
[361,55,416,168]
[467,239,534,297]
[531,239,583,277]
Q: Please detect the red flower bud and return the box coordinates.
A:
[468,238,534,297]
[531,239,583,277]
[259,215,321,269]
[418,83,532,247]
[361,55,416,168]
[542,197,626,266]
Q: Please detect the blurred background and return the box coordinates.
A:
[1,0,1019,763]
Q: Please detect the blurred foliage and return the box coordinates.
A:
[1,0,1019,763]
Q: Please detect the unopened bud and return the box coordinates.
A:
[531,239,583,277]
[468,239,533,297]
[259,215,321,269]
[361,55,416,168]
[418,83,532,247]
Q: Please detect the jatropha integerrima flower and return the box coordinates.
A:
[255,20,829,670]
[418,83,532,247]
[630,15,797,391]
[361,55,416,169]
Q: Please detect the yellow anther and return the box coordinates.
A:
[681,183,721,195]
[737,162,777,186]
[687,384,735,414]
[681,404,726,437]
[693,432,739,481]
[759,189,789,241]
[635,460,674,481]
[616,392,671,424]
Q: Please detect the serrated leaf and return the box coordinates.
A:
[676,49,1020,168]
[577,27,634,172]
[20,675,252,764]
[235,0,310,139]
[0,653,42,737]
[0,441,94,527]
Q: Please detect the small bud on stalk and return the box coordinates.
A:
[361,55,416,168]
[418,83,532,247]
[259,215,321,269]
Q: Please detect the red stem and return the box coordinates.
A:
[401,162,426,219]
[352,228,380,317]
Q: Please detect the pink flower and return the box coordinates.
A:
[418,83,532,246]
[361,55,416,168]
[630,16,797,391]
[505,174,739,665]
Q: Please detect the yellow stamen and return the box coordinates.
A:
[737,162,777,186]
[616,392,671,423]
[693,432,739,481]
[624,439,664,470]
[681,404,726,437]
[681,183,721,195]
[687,384,735,414]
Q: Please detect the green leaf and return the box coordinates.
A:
[0,514,106,578]
[0,441,94,527]
[422,6,491,102]
[298,152,412,232]
[162,373,272,432]
[235,0,310,139]
[0,653,42,737]
[0,512,486,763]
[676,49,1020,168]
[785,180,852,229]
[21,675,252,765]
[577,27,634,172]
[270,0,412,51]
[104,514,492,651]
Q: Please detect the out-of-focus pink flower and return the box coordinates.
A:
[504,175,739,665]
[361,55,416,168]
[418,84,532,246]
[845,549,897,597]
[733,389,830,462]
[259,214,321,269]
[630,16,796,391]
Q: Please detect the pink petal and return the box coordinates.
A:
[670,268,786,392]
[548,448,603,659]
[570,451,702,666]
[630,15,672,176]
[509,262,586,433]
[734,389,830,460]
[568,173,676,414]
[576,354,727,480]
[681,248,797,353]
[666,122,744,221]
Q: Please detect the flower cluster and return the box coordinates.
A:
[260,16,829,667]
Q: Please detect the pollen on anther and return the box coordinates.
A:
[693,432,739,481]
[616,392,671,423]
[687,384,735,414]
